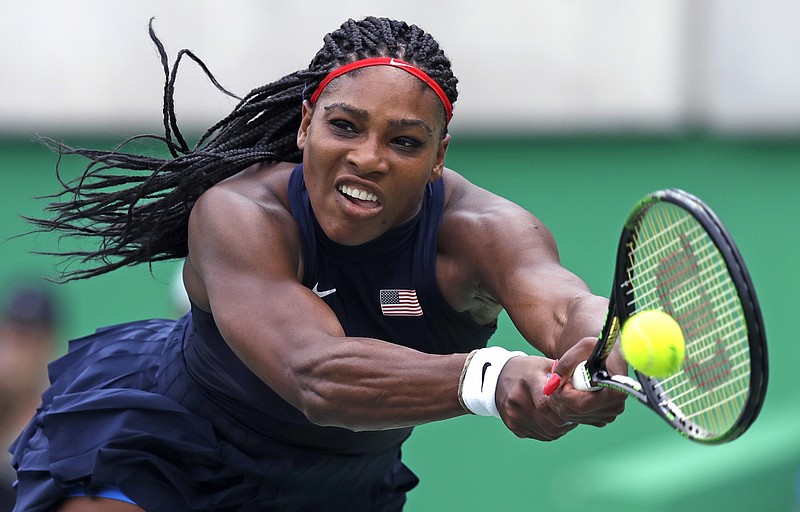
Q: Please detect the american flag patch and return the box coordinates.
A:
[379,289,423,317]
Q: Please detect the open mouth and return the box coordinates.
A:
[338,184,380,207]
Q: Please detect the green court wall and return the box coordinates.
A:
[1,135,797,511]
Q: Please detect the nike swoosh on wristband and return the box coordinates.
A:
[312,283,337,299]
[481,362,492,392]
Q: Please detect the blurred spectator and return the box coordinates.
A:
[0,281,59,511]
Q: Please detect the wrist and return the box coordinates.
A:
[458,346,527,418]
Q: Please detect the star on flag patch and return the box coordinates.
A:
[379,289,423,316]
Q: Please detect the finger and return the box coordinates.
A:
[510,419,571,441]
[523,419,578,441]
[546,419,579,439]
[541,398,583,431]
[528,396,579,439]
[553,337,596,382]
[550,387,626,424]
[583,414,620,428]
[562,384,626,408]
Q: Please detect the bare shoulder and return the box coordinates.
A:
[197,161,295,212]
[440,168,558,258]
[185,162,302,309]
[189,162,298,240]
[437,168,562,316]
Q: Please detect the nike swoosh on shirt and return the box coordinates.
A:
[312,283,337,299]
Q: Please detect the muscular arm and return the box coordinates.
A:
[439,171,605,356]
[494,228,608,360]
[440,171,625,432]
[185,173,467,431]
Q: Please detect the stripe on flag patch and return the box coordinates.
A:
[379,289,423,317]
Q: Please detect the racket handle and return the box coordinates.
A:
[572,360,601,391]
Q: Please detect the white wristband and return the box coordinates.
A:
[458,346,527,418]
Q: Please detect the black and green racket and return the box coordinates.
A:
[571,189,768,444]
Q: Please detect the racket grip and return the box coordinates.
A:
[572,360,601,391]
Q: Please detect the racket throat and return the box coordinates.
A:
[572,360,602,391]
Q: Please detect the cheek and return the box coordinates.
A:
[302,129,336,168]
[394,181,428,211]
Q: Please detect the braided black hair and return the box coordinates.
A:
[29,16,458,281]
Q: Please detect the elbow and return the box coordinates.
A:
[295,382,381,432]
[290,363,344,428]
[295,383,361,431]
[286,347,389,431]
[298,391,338,428]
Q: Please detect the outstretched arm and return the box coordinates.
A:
[439,173,626,437]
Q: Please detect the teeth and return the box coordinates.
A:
[339,185,378,202]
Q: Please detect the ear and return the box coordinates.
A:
[429,133,450,183]
[297,100,314,150]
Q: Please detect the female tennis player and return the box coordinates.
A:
[10,16,626,511]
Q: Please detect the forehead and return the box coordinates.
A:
[316,66,445,124]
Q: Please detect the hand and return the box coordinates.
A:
[546,337,627,427]
[494,356,579,441]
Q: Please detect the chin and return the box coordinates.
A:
[321,219,386,246]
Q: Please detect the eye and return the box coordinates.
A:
[329,119,357,134]
[392,136,423,150]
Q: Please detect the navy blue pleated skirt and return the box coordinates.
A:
[9,315,418,511]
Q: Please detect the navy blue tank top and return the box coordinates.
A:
[288,164,496,353]
[183,164,496,456]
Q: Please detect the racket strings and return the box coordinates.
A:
[627,202,750,440]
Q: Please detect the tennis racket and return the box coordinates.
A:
[571,189,767,444]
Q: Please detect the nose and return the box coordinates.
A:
[348,134,389,176]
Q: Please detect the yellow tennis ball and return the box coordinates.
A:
[620,310,685,378]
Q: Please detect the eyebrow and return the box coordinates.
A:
[325,102,368,120]
[323,102,434,136]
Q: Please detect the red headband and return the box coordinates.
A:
[309,57,453,123]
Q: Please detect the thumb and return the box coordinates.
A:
[550,337,599,391]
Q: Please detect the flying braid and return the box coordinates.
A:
[29,16,459,281]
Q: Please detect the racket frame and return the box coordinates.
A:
[577,189,768,444]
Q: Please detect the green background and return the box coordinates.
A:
[1,134,798,511]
